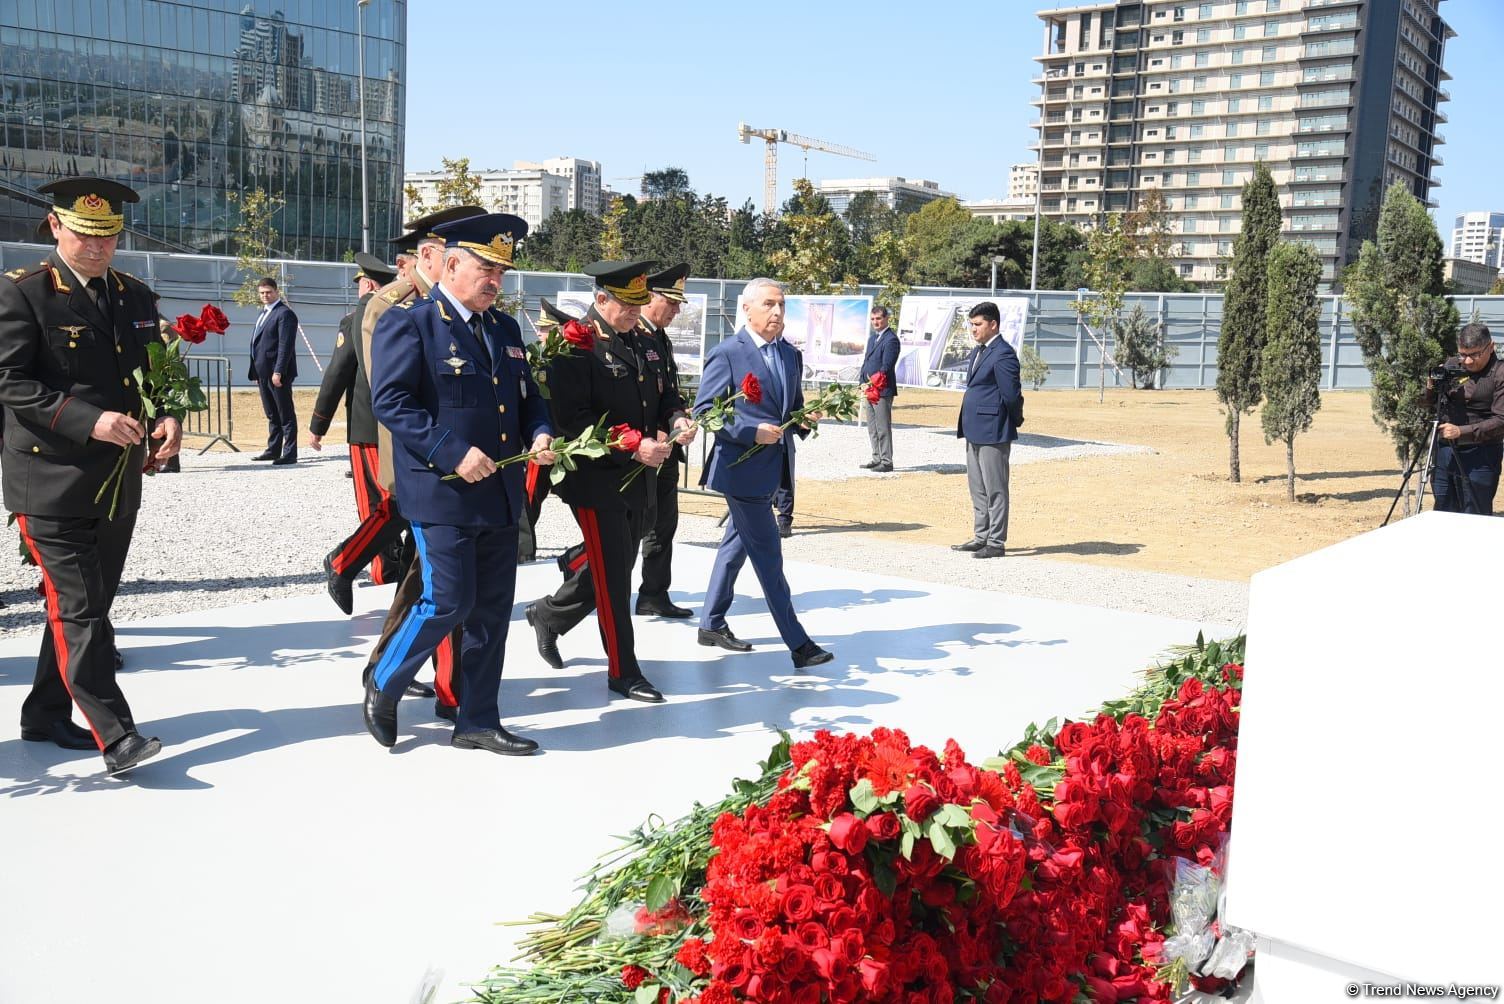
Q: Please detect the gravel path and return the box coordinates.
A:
[0,437,1244,642]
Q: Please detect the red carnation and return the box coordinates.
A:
[198,303,230,334]
[620,964,649,990]
[676,937,712,977]
[561,318,594,350]
[173,313,207,345]
[609,423,643,453]
[740,372,763,404]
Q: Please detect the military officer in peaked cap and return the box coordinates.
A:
[517,297,581,564]
[0,177,182,775]
[525,260,696,704]
[634,263,696,618]
[365,212,554,755]
[310,251,401,607]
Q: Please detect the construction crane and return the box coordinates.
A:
[737,122,876,215]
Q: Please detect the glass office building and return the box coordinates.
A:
[0,1,406,260]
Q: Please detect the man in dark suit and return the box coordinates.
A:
[248,275,299,464]
[310,252,400,610]
[859,304,900,472]
[365,212,553,755]
[525,260,697,704]
[0,177,182,774]
[693,278,832,669]
[635,263,694,618]
[953,301,1023,560]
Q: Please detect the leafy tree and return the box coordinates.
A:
[1489,275,1504,296]
[1345,182,1460,509]
[865,230,912,316]
[1122,188,1175,261]
[523,208,602,273]
[599,196,630,260]
[725,199,773,278]
[768,178,856,293]
[904,198,975,284]
[1074,213,1131,402]
[228,187,284,306]
[405,157,486,219]
[1114,303,1177,389]
[1036,220,1090,291]
[1126,257,1196,293]
[1260,241,1324,501]
[1216,161,1281,482]
[641,167,692,200]
[1020,342,1051,390]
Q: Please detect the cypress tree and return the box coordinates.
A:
[1260,241,1324,501]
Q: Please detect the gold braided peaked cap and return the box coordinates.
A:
[39,177,140,238]
[583,259,657,306]
[430,212,528,268]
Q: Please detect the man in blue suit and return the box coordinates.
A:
[953,301,1023,560]
[247,276,300,464]
[859,304,900,472]
[693,278,833,669]
[365,213,555,756]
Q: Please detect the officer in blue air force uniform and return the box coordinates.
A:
[365,213,555,756]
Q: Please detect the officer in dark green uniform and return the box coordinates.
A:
[525,261,695,703]
[517,297,581,564]
[0,177,182,775]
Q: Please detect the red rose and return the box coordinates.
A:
[866,812,900,841]
[828,813,868,854]
[173,313,208,344]
[740,372,763,404]
[609,423,643,453]
[781,884,816,923]
[198,303,230,334]
[858,957,890,997]
[903,783,940,821]
[864,383,880,405]
[561,318,594,349]
[620,964,649,990]
[870,372,889,394]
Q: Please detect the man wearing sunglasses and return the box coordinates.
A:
[1426,323,1503,515]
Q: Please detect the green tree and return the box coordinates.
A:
[865,230,912,316]
[1344,182,1460,510]
[1123,187,1175,261]
[228,187,284,307]
[903,198,974,285]
[725,199,772,279]
[524,208,602,273]
[1260,241,1324,501]
[1489,275,1504,296]
[1216,161,1281,482]
[599,196,630,260]
[1114,303,1178,389]
[1036,219,1090,291]
[1074,213,1131,402]
[641,167,692,200]
[1020,342,1051,390]
[768,178,856,294]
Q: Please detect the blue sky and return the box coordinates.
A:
[406,0,1500,231]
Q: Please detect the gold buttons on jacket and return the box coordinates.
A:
[122,377,131,387]
[31,446,40,453]
[501,433,508,443]
[68,340,77,348]
[497,404,506,414]
[116,345,123,353]
[493,376,499,385]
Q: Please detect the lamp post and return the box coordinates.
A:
[357,0,371,253]
[990,255,1006,298]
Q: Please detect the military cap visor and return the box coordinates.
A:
[40,176,139,238]
[648,263,691,304]
[431,212,528,268]
[390,204,488,256]
[352,251,397,285]
[538,297,579,329]
[584,259,658,306]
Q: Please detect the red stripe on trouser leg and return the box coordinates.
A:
[15,515,105,751]
[351,444,375,518]
[525,461,541,505]
[568,550,588,573]
[577,508,622,679]
[330,506,385,575]
[433,630,458,707]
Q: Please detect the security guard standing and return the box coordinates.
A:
[365,213,553,754]
[525,260,696,703]
[517,297,581,563]
[310,252,400,606]
[635,263,694,618]
[0,177,183,774]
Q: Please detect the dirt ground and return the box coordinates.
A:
[213,386,1411,583]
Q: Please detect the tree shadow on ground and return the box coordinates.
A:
[1256,468,1399,483]
[1295,488,1398,504]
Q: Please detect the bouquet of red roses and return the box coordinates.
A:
[731,380,861,466]
[527,316,595,400]
[862,372,889,405]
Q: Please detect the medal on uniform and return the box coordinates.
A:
[444,341,467,373]
[58,324,87,348]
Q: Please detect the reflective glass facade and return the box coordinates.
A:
[0,0,406,260]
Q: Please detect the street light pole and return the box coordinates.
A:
[1030,70,1045,290]
[357,0,371,253]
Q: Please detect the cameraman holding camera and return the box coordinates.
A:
[1424,323,1504,515]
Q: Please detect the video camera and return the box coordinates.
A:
[1430,361,1467,388]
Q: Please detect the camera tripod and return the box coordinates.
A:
[1382,392,1483,526]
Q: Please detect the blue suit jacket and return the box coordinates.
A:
[957,336,1024,445]
[248,299,298,383]
[694,328,805,498]
[858,326,900,399]
[370,287,551,528]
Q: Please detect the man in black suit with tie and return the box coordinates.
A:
[248,275,299,465]
[859,304,900,472]
[953,301,1023,560]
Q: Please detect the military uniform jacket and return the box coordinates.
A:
[310,292,377,443]
[362,270,432,493]
[637,317,687,466]
[547,305,687,512]
[0,253,159,518]
[369,286,551,529]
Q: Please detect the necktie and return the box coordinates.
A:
[470,315,493,370]
[86,276,112,321]
[762,341,785,413]
[968,345,983,379]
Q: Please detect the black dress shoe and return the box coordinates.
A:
[698,626,752,652]
[526,602,563,669]
[324,554,353,615]
[271,455,298,466]
[973,544,1006,559]
[21,719,97,751]
[103,732,162,775]
[792,641,834,669]
[873,462,893,473]
[363,675,398,748]
[951,539,986,552]
[434,701,457,723]
[636,593,693,618]
[452,727,539,755]
[777,521,793,539]
[860,460,880,470]
[406,680,435,699]
[608,677,665,703]
[250,451,277,461]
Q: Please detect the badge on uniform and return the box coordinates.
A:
[645,349,661,362]
[444,341,468,374]
[133,319,156,330]
[506,345,525,360]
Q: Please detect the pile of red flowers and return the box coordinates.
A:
[618,664,1242,1003]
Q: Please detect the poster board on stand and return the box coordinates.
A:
[554,291,709,376]
[896,295,1029,389]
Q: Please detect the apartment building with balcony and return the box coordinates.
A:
[1030,0,1453,286]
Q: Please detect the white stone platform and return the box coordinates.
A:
[0,543,1226,1004]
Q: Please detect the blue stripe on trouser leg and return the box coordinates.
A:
[371,522,437,692]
